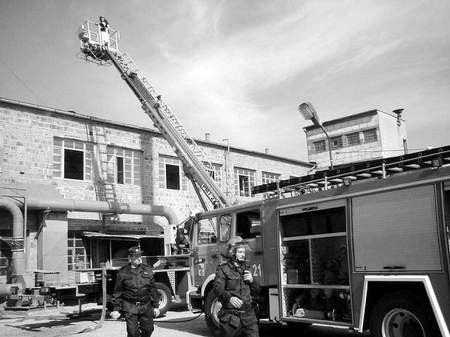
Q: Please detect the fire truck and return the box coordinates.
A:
[187,147,450,337]
[77,21,450,336]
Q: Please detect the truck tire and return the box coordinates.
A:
[155,282,172,316]
[369,291,439,337]
[204,290,222,337]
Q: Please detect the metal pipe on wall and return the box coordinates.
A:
[1,195,179,293]
[0,197,25,278]
[18,198,179,225]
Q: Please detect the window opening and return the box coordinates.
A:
[236,210,261,239]
[54,138,93,180]
[262,171,280,184]
[313,140,327,153]
[331,136,343,149]
[166,164,180,190]
[346,132,361,146]
[197,218,217,245]
[235,167,255,197]
[64,149,84,180]
[116,156,124,184]
[219,214,232,242]
[362,129,377,143]
[68,233,88,270]
[107,147,142,185]
[159,155,187,190]
[203,162,222,187]
[239,175,249,196]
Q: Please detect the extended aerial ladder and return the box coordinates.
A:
[77,20,230,210]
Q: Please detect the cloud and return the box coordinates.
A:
[146,2,408,144]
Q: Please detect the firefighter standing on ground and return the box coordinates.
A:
[214,238,260,337]
[110,246,160,337]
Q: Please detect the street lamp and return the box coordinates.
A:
[222,138,231,198]
[298,102,334,170]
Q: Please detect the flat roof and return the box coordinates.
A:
[0,96,312,167]
[303,109,405,132]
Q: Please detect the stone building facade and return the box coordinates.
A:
[0,98,311,279]
[304,109,407,169]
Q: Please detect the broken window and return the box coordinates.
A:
[116,156,124,184]
[158,155,187,190]
[54,138,92,180]
[234,167,255,197]
[166,164,180,190]
[64,149,84,180]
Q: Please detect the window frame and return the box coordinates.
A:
[166,163,181,190]
[64,148,85,180]
[67,232,88,271]
[262,171,281,185]
[331,136,343,149]
[203,162,223,187]
[107,146,142,186]
[234,167,256,197]
[159,155,187,191]
[346,132,361,147]
[313,140,327,153]
[362,128,378,143]
[236,210,262,240]
[53,138,92,181]
[116,156,124,184]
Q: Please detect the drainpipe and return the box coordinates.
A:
[0,197,24,295]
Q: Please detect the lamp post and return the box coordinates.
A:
[222,138,231,198]
[298,102,334,170]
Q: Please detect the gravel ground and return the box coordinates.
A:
[0,303,367,337]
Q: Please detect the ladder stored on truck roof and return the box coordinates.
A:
[77,20,230,210]
[253,145,450,197]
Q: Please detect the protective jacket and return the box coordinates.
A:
[213,260,260,309]
[112,263,160,313]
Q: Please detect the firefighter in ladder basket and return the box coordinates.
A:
[213,237,260,337]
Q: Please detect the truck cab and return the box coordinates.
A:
[188,200,269,330]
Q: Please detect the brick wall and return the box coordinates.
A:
[0,99,311,227]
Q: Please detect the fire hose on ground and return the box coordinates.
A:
[73,267,204,334]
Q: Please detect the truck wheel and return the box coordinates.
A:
[155,282,172,316]
[204,291,222,337]
[369,291,439,337]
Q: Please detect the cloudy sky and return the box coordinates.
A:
[0,0,449,160]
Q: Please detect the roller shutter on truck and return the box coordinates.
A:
[352,185,442,272]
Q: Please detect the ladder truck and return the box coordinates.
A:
[187,146,450,337]
[78,20,230,211]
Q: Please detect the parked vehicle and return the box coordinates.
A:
[187,147,450,337]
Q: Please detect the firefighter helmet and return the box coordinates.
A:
[221,236,250,258]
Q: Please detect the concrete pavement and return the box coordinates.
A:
[0,304,367,337]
